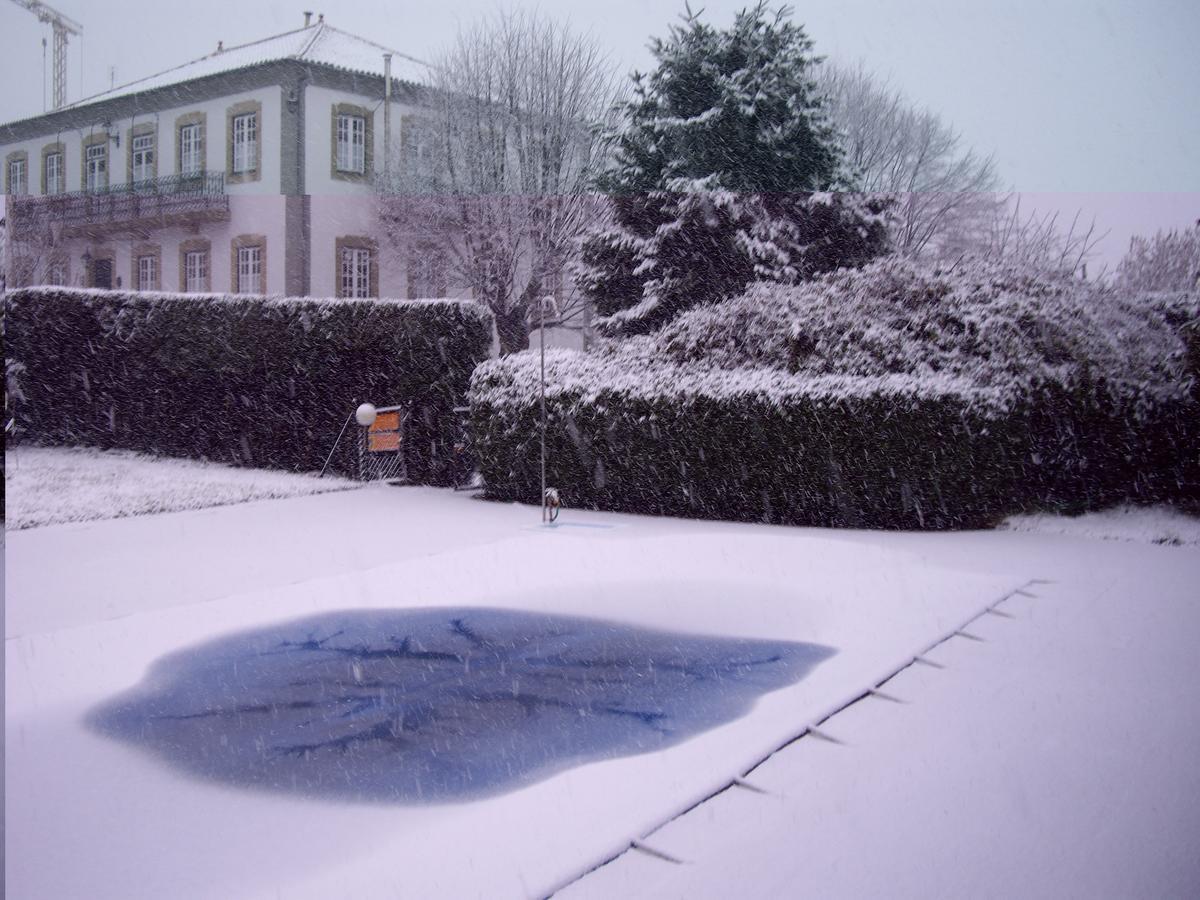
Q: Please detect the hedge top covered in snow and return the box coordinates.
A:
[472,347,993,410]
[475,257,1197,414]
[8,286,494,327]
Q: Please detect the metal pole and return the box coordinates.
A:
[383,53,392,184]
[540,298,546,523]
[320,409,356,478]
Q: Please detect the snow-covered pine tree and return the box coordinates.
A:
[579,2,888,336]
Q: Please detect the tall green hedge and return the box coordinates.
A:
[5,287,494,482]
[470,352,1197,530]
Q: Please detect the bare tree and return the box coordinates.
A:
[818,61,1002,258]
[965,197,1105,280]
[378,10,619,354]
[1115,221,1200,293]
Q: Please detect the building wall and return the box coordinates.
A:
[2,63,482,305]
[303,84,411,197]
[0,85,284,196]
[26,195,287,294]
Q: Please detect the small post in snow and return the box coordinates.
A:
[537,294,560,523]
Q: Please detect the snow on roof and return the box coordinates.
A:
[62,21,430,111]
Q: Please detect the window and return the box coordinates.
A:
[331,104,372,182]
[335,237,378,298]
[232,112,257,174]
[225,102,261,183]
[7,155,27,195]
[132,133,155,184]
[185,251,208,292]
[341,247,371,298]
[86,143,108,192]
[336,114,366,174]
[47,261,68,285]
[137,255,159,291]
[176,113,206,177]
[180,123,201,175]
[45,151,63,194]
[236,245,262,294]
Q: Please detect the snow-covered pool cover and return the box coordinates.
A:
[89,608,833,802]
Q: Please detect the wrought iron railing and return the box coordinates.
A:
[9,171,229,237]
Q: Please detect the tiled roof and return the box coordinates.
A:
[62,21,430,110]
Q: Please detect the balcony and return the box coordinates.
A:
[8,172,230,240]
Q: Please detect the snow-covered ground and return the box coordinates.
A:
[1003,502,1200,546]
[5,461,1199,898]
[3,446,358,530]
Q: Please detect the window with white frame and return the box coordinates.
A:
[48,262,67,285]
[340,247,372,298]
[232,113,257,174]
[180,123,202,175]
[185,250,208,292]
[8,157,27,195]
[45,151,63,194]
[336,113,366,174]
[137,255,159,291]
[237,245,262,294]
[132,133,155,184]
[86,143,108,192]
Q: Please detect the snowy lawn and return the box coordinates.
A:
[5,474,1199,898]
[3,446,358,530]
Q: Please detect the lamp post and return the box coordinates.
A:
[537,295,560,523]
[319,401,376,478]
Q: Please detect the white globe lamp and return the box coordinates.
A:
[355,403,378,427]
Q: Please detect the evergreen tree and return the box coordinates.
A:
[579,3,888,335]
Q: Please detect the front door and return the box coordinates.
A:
[93,258,114,289]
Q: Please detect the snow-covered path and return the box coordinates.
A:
[5,486,1199,898]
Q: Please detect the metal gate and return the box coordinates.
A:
[357,404,407,482]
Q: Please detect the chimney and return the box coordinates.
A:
[304,11,312,27]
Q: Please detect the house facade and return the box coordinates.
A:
[0,16,450,300]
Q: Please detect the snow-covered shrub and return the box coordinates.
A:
[5,288,494,482]
[470,258,1198,527]
[630,256,1191,406]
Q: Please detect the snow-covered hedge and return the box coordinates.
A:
[6,288,495,482]
[470,259,1198,527]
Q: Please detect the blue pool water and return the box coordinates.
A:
[89,608,834,803]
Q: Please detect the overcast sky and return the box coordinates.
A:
[2,0,1197,267]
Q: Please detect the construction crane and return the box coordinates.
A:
[8,0,83,110]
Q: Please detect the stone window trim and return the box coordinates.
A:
[126,122,159,185]
[226,100,262,184]
[230,234,268,294]
[335,235,379,298]
[179,237,212,292]
[131,242,162,291]
[175,111,207,176]
[41,141,66,194]
[81,132,110,192]
[330,102,373,183]
[6,150,29,195]
[84,247,117,289]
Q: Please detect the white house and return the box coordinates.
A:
[0,14,452,300]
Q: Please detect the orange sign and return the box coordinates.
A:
[368,410,402,453]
